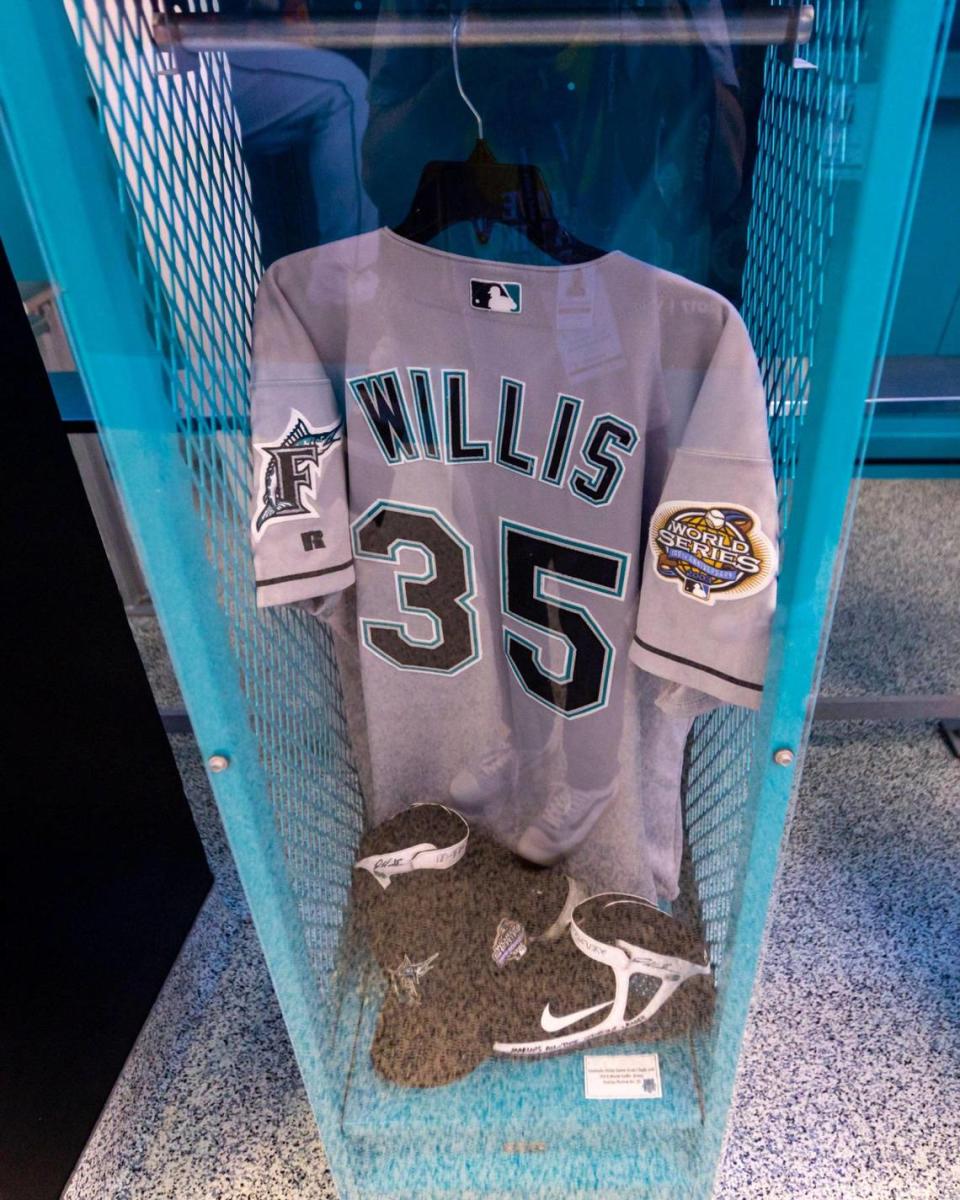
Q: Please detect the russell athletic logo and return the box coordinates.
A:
[649,502,776,605]
[471,279,521,313]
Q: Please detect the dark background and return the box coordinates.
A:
[0,244,212,1200]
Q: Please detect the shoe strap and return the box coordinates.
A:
[492,894,711,1056]
[353,803,469,890]
[538,876,589,943]
[570,896,711,979]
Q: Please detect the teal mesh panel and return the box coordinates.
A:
[64,0,863,1082]
[8,0,938,1194]
[62,0,365,987]
[685,0,862,976]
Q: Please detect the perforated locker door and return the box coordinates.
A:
[0,1,950,1196]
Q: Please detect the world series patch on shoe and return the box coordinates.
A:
[648,501,776,605]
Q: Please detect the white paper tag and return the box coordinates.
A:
[583,1054,662,1100]
[556,268,595,330]
[557,278,625,383]
[353,831,468,889]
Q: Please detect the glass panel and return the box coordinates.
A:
[4,1,945,1197]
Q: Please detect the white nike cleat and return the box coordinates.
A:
[448,744,519,816]
[515,781,617,865]
[451,720,564,819]
[491,892,714,1058]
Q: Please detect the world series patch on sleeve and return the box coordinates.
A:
[649,502,776,605]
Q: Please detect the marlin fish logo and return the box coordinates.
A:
[254,412,342,535]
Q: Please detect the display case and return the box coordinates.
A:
[1,2,950,1197]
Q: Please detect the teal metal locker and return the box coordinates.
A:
[0,1,950,1196]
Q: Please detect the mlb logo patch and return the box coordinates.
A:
[471,279,521,314]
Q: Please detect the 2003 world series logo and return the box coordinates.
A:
[649,501,776,605]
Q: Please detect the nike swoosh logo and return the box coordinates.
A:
[540,999,613,1033]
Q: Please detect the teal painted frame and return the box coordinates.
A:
[0,6,361,1199]
[0,1,949,1197]
[699,0,953,1190]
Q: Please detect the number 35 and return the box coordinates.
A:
[352,501,630,718]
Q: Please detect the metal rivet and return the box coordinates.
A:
[773,747,795,767]
[208,754,230,773]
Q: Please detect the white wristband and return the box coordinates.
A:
[353,805,469,890]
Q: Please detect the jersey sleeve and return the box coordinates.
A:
[249,264,354,609]
[631,306,778,713]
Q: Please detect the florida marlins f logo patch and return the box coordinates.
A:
[649,502,776,604]
[252,411,341,538]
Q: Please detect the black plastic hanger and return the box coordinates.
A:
[392,15,606,266]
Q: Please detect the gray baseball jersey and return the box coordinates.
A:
[250,229,777,899]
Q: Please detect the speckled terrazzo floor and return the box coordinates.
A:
[61,733,338,1200]
[63,479,960,1200]
[820,479,960,697]
[714,720,960,1200]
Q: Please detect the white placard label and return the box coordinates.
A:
[583,1054,662,1100]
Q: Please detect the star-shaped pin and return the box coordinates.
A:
[387,952,439,1006]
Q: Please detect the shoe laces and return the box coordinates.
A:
[538,784,576,831]
[538,781,616,833]
[475,743,514,776]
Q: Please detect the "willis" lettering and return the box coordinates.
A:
[347,368,638,508]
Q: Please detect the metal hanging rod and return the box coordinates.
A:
[154,6,814,51]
